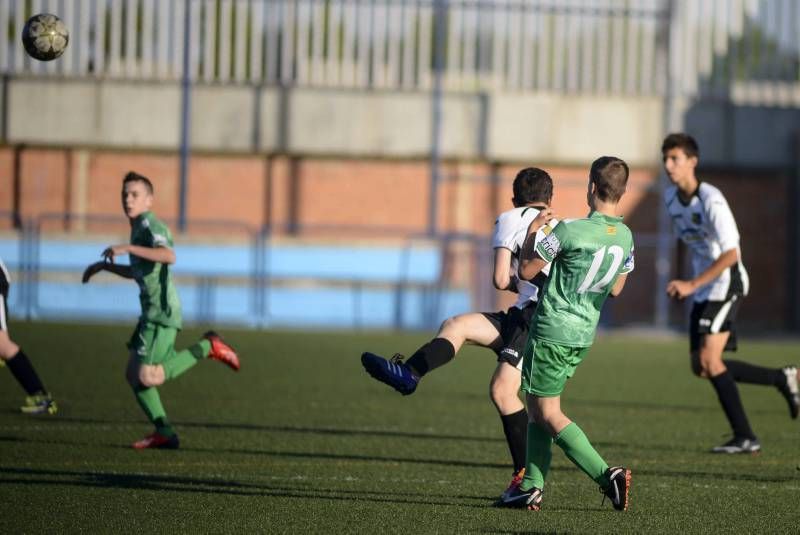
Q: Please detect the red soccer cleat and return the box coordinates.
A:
[132,432,180,450]
[204,331,240,371]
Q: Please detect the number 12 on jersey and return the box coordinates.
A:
[577,245,625,294]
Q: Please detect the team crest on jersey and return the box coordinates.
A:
[606,226,616,235]
[691,212,702,224]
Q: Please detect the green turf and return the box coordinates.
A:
[0,321,798,533]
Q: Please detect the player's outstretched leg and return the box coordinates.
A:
[1,347,57,415]
[361,352,420,395]
[203,331,240,371]
[361,338,454,395]
[725,360,800,419]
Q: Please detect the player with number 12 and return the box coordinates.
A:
[501,156,634,511]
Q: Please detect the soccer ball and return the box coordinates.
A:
[22,13,69,61]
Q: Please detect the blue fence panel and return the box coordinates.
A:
[1,231,474,330]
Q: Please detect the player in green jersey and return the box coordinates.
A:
[500,156,634,511]
[82,172,241,450]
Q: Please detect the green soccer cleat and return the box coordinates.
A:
[20,393,58,415]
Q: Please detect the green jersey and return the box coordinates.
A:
[531,211,634,347]
[130,211,182,328]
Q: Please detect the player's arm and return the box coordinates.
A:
[102,244,176,265]
[666,248,738,299]
[492,247,516,291]
[82,261,133,283]
[609,273,628,297]
[491,208,551,292]
[520,217,562,281]
[519,252,548,281]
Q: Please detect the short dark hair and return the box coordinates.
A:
[590,156,628,203]
[513,167,553,205]
[661,133,699,159]
[123,171,154,194]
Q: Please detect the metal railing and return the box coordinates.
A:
[2,1,798,101]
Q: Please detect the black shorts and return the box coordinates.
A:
[689,296,742,353]
[482,302,537,369]
[0,261,8,332]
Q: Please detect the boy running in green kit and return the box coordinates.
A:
[501,156,634,511]
[82,172,240,450]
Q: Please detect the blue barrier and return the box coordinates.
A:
[0,227,477,330]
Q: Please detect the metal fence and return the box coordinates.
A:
[2,0,798,100]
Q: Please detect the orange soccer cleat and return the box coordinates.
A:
[204,331,240,371]
[132,432,180,450]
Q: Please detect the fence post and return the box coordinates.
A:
[178,0,193,233]
[428,0,447,238]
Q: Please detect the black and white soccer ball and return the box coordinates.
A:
[22,13,69,61]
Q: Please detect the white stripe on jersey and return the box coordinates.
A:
[0,258,9,285]
[665,182,748,302]
[0,294,6,332]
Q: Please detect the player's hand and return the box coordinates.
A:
[666,279,696,300]
[529,208,555,234]
[101,244,129,263]
[82,261,106,284]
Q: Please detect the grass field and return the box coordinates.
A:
[0,321,797,533]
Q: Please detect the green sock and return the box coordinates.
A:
[161,340,211,380]
[133,386,175,437]
[195,339,212,358]
[555,422,609,486]
[520,422,553,491]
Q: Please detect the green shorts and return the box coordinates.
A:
[521,338,590,397]
[127,321,178,365]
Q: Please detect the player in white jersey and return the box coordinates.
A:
[662,133,799,454]
[0,258,57,414]
[361,167,557,500]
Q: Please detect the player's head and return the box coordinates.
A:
[512,167,553,207]
[588,156,628,208]
[122,171,154,219]
[661,133,698,187]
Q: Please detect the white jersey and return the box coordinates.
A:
[665,182,749,302]
[492,206,556,309]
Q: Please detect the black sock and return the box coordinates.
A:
[405,338,455,377]
[724,359,784,387]
[710,371,756,440]
[6,350,46,396]
[500,409,528,473]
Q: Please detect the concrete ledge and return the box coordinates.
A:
[488,93,664,166]
[12,77,796,169]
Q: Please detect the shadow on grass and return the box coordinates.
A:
[51,415,505,444]
[0,466,496,508]
[0,466,600,513]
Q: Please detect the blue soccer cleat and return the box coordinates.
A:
[361,352,419,395]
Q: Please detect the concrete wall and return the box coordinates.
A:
[6,78,664,166]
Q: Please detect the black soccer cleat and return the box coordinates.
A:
[778,366,799,419]
[601,466,631,511]
[498,484,543,511]
[711,436,761,454]
[361,352,420,395]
